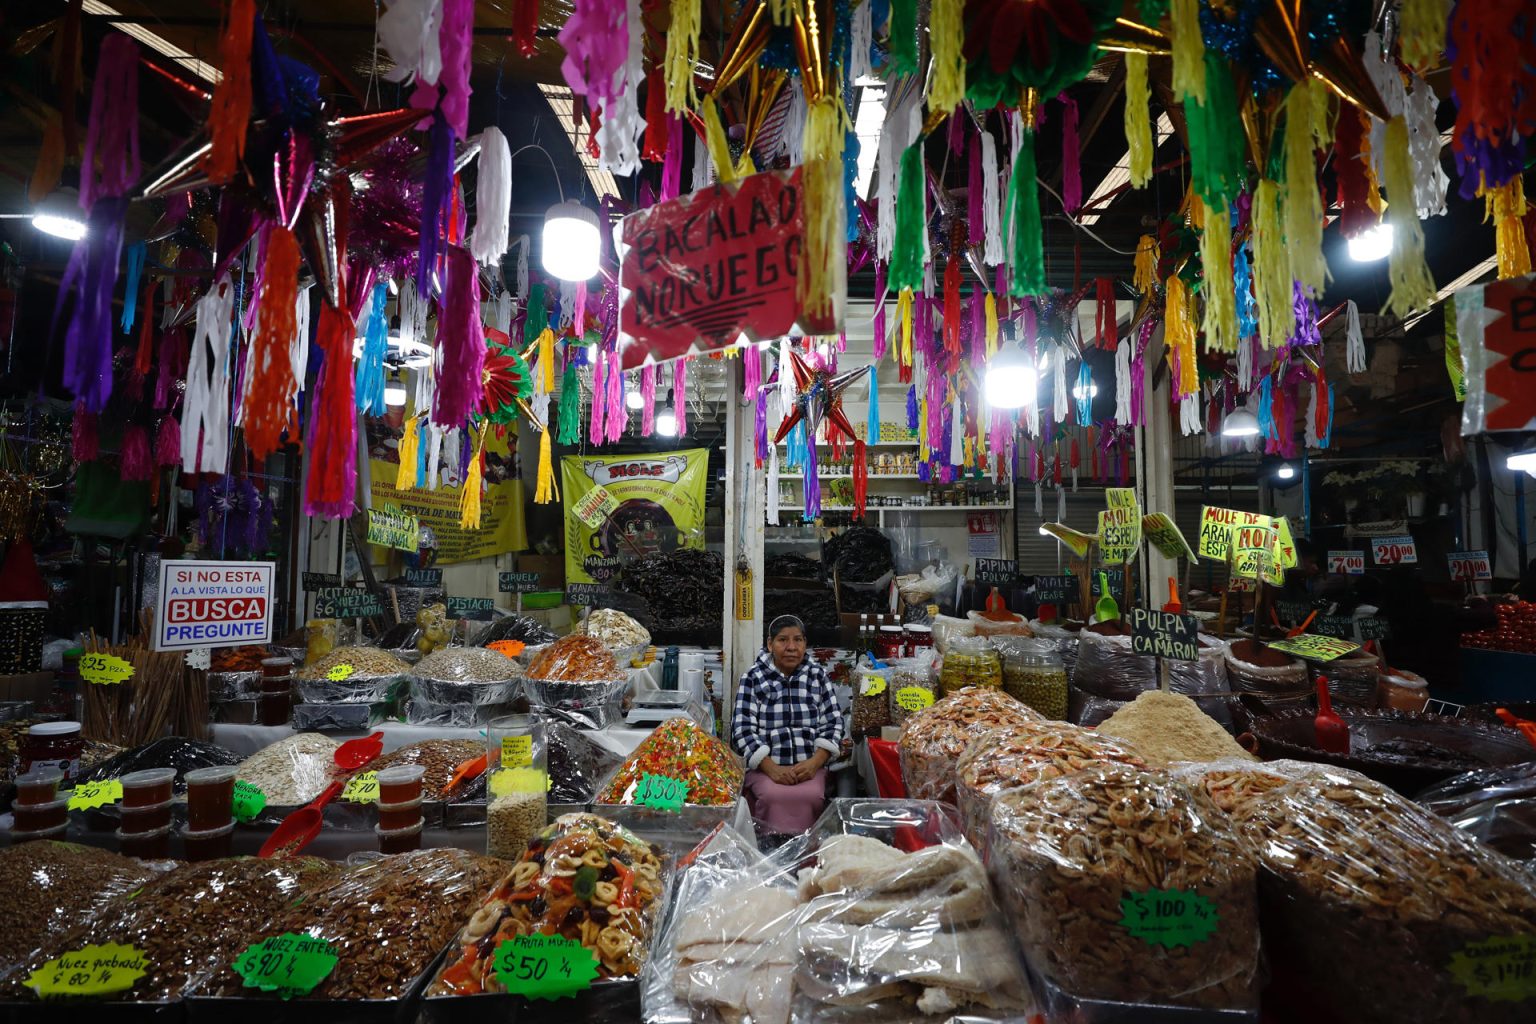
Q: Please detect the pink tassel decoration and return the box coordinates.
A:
[605,345,625,442]
[72,406,99,462]
[154,416,180,465]
[120,424,152,480]
[574,281,587,336]
[661,116,683,200]
[430,246,486,425]
[742,345,760,400]
[673,359,688,436]
[873,263,887,361]
[438,0,474,137]
[1060,95,1081,214]
[590,347,608,441]
[641,363,657,435]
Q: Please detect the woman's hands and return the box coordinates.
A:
[763,750,830,785]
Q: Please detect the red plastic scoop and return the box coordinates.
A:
[259,779,344,858]
[1496,708,1536,749]
[334,731,384,770]
[1313,675,1349,755]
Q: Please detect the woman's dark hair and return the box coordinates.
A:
[767,614,806,641]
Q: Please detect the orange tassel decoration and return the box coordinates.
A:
[204,0,255,184]
[243,226,300,460]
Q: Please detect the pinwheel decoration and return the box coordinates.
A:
[770,346,874,519]
[480,329,538,426]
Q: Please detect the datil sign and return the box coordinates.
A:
[154,560,275,651]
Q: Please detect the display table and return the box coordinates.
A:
[209,720,653,759]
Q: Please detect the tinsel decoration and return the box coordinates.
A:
[203,0,254,184]
[1334,107,1376,239]
[873,265,887,361]
[1282,81,1330,298]
[1060,95,1082,214]
[1114,340,1132,423]
[663,0,700,113]
[1399,0,1449,73]
[557,359,582,444]
[1382,116,1437,317]
[470,125,511,265]
[1124,51,1153,188]
[1170,0,1205,104]
[888,0,919,76]
[1186,53,1245,210]
[1345,299,1366,373]
[418,110,455,297]
[242,225,300,459]
[589,346,608,441]
[120,242,144,333]
[58,200,128,414]
[459,425,486,529]
[980,129,1004,265]
[437,0,474,136]
[72,407,99,462]
[1073,365,1093,426]
[182,277,235,475]
[942,258,962,362]
[559,0,644,175]
[605,344,625,443]
[1199,200,1238,353]
[1094,278,1116,349]
[799,95,846,325]
[1165,273,1198,399]
[1132,235,1158,293]
[1484,177,1532,279]
[355,282,390,415]
[154,416,180,466]
[431,246,486,425]
[305,301,359,519]
[1005,116,1046,296]
[396,417,421,490]
[1251,179,1295,348]
[929,0,965,112]
[673,359,688,436]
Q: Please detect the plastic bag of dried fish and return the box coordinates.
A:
[986,765,1262,1011]
[644,798,1038,1024]
[1180,759,1536,1024]
[192,848,505,1002]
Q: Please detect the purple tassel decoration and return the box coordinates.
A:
[642,363,657,435]
[754,387,768,465]
[803,431,820,519]
[430,246,485,425]
[661,117,683,200]
[1060,95,1081,214]
[57,198,128,413]
[873,263,887,361]
[590,346,608,442]
[742,345,760,400]
[906,384,918,431]
[120,425,152,481]
[79,35,141,210]
[969,289,985,364]
[417,111,455,298]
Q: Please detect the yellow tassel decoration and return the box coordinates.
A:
[458,426,486,530]
[928,0,965,113]
[702,97,737,184]
[534,428,558,505]
[537,327,555,392]
[1252,178,1294,348]
[798,94,846,325]
[1124,51,1153,188]
[1282,81,1328,298]
[1199,198,1238,353]
[1398,0,1448,74]
[897,288,914,369]
[1164,273,1199,399]
[664,0,701,114]
[1382,115,1437,317]
[984,292,999,358]
[1482,177,1532,280]
[1170,0,1205,104]
[395,416,420,491]
[1132,234,1159,294]
[1361,122,1385,216]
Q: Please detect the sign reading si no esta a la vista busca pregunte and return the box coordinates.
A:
[154,560,275,652]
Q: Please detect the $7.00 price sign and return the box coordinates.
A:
[492,934,600,1000]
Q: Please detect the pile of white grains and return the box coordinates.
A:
[1094,691,1256,767]
[235,733,340,805]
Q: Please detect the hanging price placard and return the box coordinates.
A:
[492,934,601,1000]
[1327,550,1366,575]
[231,934,339,1000]
[232,780,266,822]
[79,653,134,685]
[1448,550,1492,582]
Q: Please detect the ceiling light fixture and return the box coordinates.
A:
[23,189,86,241]
[655,388,679,437]
[1347,222,1394,263]
[1071,382,1099,401]
[1275,463,1296,481]
[625,387,645,410]
[983,344,1038,409]
[542,200,601,281]
[1222,408,1261,438]
[384,386,408,407]
[1508,446,1536,478]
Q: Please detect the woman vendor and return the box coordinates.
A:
[730,615,846,834]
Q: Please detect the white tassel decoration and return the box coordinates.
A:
[511,237,530,301]
[1405,75,1448,219]
[558,280,576,331]
[1345,299,1366,373]
[767,441,781,526]
[980,129,1004,266]
[1237,330,1254,390]
[783,79,808,166]
[441,428,462,489]
[1056,486,1066,522]
[1305,380,1320,449]
[1179,392,1201,436]
[876,77,917,261]
[378,0,443,88]
[591,0,645,175]
[1053,349,1069,423]
[949,391,963,465]
[692,127,712,191]
[1363,30,1407,184]
[849,0,872,82]
[289,285,311,397]
[1034,481,1043,516]
[470,126,512,266]
[182,276,235,474]
[777,338,796,416]
[425,422,443,489]
[1113,340,1132,423]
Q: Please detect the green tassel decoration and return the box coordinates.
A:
[1007,130,1046,297]
[556,359,582,445]
[888,141,928,292]
[888,0,919,76]
[1185,53,1246,209]
[522,283,546,347]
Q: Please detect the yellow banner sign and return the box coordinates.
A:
[562,450,709,587]
[1041,522,1096,559]
[1097,503,1141,565]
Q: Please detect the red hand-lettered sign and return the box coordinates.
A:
[616,166,838,368]
[1479,275,1536,431]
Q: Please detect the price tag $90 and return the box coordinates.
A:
[231,934,339,1000]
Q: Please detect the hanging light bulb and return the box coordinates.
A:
[655,388,679,437]
[30,188,86,240]
[1071,382,1099,400]
[983,343,1037,409]
[1222,408,1260,437]
[541,201,601,281]
[1507,446,1536,478]
[1274,463,1296,480]
[1347,222,1394,263]
[384,385,408,407]
[625,386,645,410]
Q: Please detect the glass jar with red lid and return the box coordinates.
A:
[20,721,83,781]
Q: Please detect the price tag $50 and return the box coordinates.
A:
[492,935,600,1000]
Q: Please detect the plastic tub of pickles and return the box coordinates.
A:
[591,718,743,839]
[422,813,667,1023]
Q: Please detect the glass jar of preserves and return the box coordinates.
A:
[875,625,907,662]
[1000,638,1069,719]
[20,721,83,781]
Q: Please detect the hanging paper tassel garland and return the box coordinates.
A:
[469,125,511,265]
[355,282,390,416]
[888,0,918,75]
[1345,300,1366,373]
[1283,82,1330,298]
[892,143,929,291]
[72,408,99,462]
[431,247,486,425]
[1124,52,1153,188]
[1484,177,1532,279]
[1006,115,1046,296]
[243,225,300,459]
[663,0,700,113]
[929,0,965,113]
[674,359,688,436]
[1251,179,1295,349]
[203,0,254,184]
[557,360,582,444]
[1170,0,1205,104]
[1200,201,1238,353]
[1382,116,1437,317]
[980,129,1004,266]
[182,277,235,475]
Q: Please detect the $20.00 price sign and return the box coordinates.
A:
[492,934,600,1000]
[1371,535,1418,565]
[1448,550,1492,582]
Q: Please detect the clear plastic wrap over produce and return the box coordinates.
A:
[850,661,892,736]
[582,607,652,653]
[885,649,938,729]
[1070,626,1157,700]
[1418,761,1536,862]
[194,848,505,1002]
[898,687,1041,804]
[927,614,975,655]
[469,614,557,649]
[596,717,743,807]
[644,799,1038,1024]
[236,732,342,805]
[0,857,340,1002]
[0,842,165,970]
[294,646,412,681]
[293,673,403,705]
[404,689,521,728]
[966,608,1032,639]
[1026,619,1080,677]
[954,720,1147,854]
[429,813,668,995]
[207,670,260,701]
[1166,636,1232,695]
[1181,759,1536,1024]
[526,633,624,682]
[291,702,384,731]
[72,736,242,793]
[985,765,1262,1011]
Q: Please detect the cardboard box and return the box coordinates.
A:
[0,671,54,702]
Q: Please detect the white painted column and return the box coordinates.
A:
[1140,325,1179,597]
[721,357,765,721]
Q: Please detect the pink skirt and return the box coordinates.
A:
[744,767,828,835]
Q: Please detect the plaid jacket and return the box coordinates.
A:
[730,649,845,770]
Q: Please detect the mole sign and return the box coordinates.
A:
[616,166,840,367]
